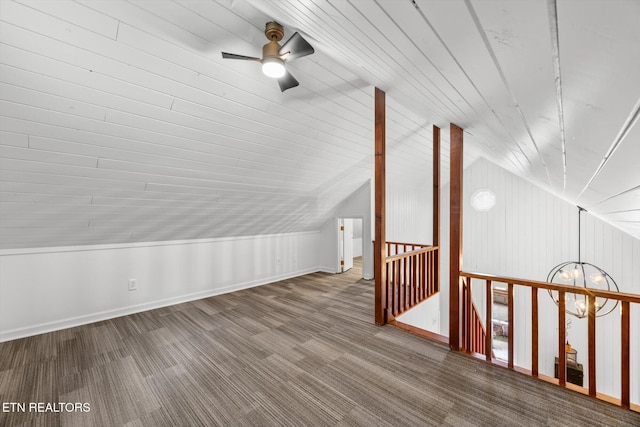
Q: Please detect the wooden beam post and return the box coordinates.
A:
[485,280,493,362]
[621,301,630,408]
[449,123,463,350]
[432,126,440,293]
[558,291,567,386]
[374,87,387,325]
[532,287,539,377]
[588,294,596,397]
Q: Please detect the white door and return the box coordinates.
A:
[342,219,354,272]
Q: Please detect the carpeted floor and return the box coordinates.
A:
[1,260,638,426]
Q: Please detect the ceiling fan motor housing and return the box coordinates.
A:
[264,22,284,41]
[263,22,284,60]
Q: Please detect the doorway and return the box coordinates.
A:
[338,218,363,274]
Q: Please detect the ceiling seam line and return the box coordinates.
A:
[464,0,552,184]
[546,0,567,192]
[584,184,640,210]
[576,96,640,200]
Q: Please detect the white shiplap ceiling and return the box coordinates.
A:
[0,0,638,250]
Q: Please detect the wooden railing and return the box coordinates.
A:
[460,271,640,410]
[385,241,430,257]
[385,245,439,318]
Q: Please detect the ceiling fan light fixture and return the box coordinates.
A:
[262,57,286,78]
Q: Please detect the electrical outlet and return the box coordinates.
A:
[128,279,137,291]
[276,258,281,265]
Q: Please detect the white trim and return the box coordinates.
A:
[0,231,319,257]
[0,266,320,343]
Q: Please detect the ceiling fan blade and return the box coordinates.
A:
[221,52,261,61]
[278,32,314,61]
[277,70,299,92]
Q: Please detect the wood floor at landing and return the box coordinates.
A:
[1,261,638,426]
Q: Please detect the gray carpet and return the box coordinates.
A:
[1,261,638,426]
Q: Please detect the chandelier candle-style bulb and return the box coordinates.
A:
[590,272,605,285]
[559,270,572,281]
[572,267,582,279]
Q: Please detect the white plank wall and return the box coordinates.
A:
[0,231,321,342]
[386,180,432,245]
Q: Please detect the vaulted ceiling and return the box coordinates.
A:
[1,0,638,250]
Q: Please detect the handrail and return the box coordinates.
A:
[386,241,432,248]
[462,271,640,303]
[460,270,638,411]
[386,245,438,262]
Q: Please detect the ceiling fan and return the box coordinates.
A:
[222,22,314,92]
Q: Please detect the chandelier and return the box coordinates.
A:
[546,207,619,318]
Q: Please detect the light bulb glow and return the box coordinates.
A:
[559,270,572,281]
[262,58,285,78]
[590,272,605,285]
[572,268,582,279]
[575,299,587,316]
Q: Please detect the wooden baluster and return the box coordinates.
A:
[386,261,390,317]
[425,252,429,297]
[412,254,417,305]
[416,253,420,301]
[466,277,472,353]
[388,261,393,317]
[405,257,409,310]
[384,262,388,314]
[409,255,413,307]
[420,252,425,300]
[407,256,411,308]
[413,254,420,304]
[460,282,466,351]
[558,291,566,386]
[402,258,407,312]
[532,287,539,377]
[395,259,401,316]
[588,294,596,397]
[485,280,492,362]
[426,251,430,298]
[430,251,435,295]
[507,283,514,369]
[621,301,630,409]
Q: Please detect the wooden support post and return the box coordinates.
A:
[621,301,630,409]
[558,291,567,386]
[532,287,539,377]
[432,126,440,293]
[485,280,492,362]
[449,124,463,350]
[465,277,472,353]
[588,294,596,397]
[374,87,387,325]
[507,283,514,369]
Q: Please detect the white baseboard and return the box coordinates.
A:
[0,267,320,343]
